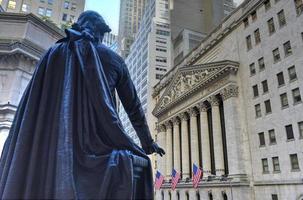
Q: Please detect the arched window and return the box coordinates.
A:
[161,191,164,200]
[186,192,189,200]
[169,192,172,200]
[208,191,213,200]
[222,191,228,200]
[177,191,180,200]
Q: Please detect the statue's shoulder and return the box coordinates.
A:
[96,44,124,66]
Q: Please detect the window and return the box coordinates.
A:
[38,7,45,15]
[250,63,256,75]
[295,0,303,15]
[292,88,302,104]
[262,158,269,173]
[269,129,277,144]
[62,13,68,21]
[288,66,297,81]
[8,0,16,9]
[298,121,303,138]
[264,0,271,10]
[277,10,286,27]
[255,104,261,118]
[265,100,272,114]
[46,8,52,17]
[254,29,261,44]
[243,18,249,28]
[259,132,265,146]
[290,154,300,170]
[246,35,252,50]
[253,85,259,97]
[286,124,294,140]
[251,11,257,21]
[268,18,275,35]
[273,48,281,62]
[277,72,285,86]
[64,1,70,9]
[156,30,170,36]
[272,194,278,200]
[262,80,269,93]
[272,157,280,172]
[71,3,77,11]
[21,3,30,12]
[258,57,265,71]
[48,0,53,4]
[156,48,167,52]
[283,41,292,56]
[280,93,289,108]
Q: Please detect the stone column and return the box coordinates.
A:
[208,96,225,176]
[221,85,245,176]
[165,121,173,178]
[180,112,190,179]
[157,124,166,175]
[197,102,211,176]
[189,107,199,171]
[172,117,181,173]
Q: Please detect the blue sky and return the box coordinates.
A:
[85,0,120,35]
[84,0,244,36]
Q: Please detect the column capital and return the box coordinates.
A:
[220,85,239,101]
[164,121,173,129]
[179,112,189,121]
[157,124,166,132]
[188,107,198,117]
[207,96,220,106]
[172,116,181,125]
[197,102,208,112]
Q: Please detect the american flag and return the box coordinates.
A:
[154,171,164,190]
[171,169,180,190]
[192,164,203,188]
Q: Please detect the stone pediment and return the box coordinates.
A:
[152,60,239,117]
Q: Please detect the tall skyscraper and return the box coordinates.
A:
[102,32,118,48]
[118,0,234,153]
[118,0,146,58]
[0,0,85,28]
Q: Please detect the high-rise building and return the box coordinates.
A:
[0,0,85,28]
[153,0,303,199]
[118,0,234,165]
[102,32,118,48]
[118,0,146,58]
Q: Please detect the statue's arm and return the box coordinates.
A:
[116,62,165,156]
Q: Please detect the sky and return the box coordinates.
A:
[85,0,120,35]
[84,0,245,36]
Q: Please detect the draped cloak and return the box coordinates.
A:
[0,29,154,199]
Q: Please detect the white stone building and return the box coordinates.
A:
[153,0,303,199]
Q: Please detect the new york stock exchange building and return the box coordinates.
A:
[152,0,303,199]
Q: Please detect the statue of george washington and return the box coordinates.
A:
[0,11,165,199]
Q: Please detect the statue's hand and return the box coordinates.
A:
[143,142,165,157]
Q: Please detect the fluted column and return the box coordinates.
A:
[180,112,190,179]
[197,102,211,176]
[189,107,199,171]
[157,124,166,175]
[208,96,225,175]
[221,85,245,176]
[165,121,173,178]
[172,117,181,173]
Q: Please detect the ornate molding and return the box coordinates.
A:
[220,85,239,101]
[152,61,239,117]
[164,121,172,129]
[172,117,180,125]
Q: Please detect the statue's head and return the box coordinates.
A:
[74,10,111,41]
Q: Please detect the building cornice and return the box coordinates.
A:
[0,13,64,39]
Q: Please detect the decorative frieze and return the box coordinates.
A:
[220,85,239,101]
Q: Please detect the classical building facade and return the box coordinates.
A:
[0,12,64,153]
[153,0,303,199]
[0,0,85,28]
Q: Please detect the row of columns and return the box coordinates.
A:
[156,85,241,179]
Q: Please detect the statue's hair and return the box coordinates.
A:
[72,10,111,36]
